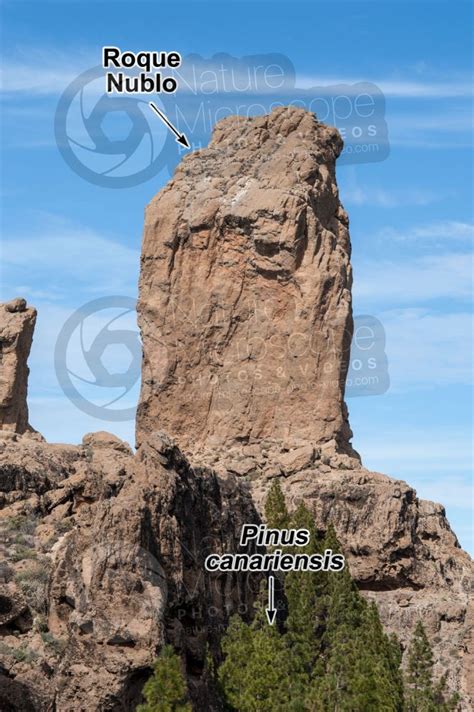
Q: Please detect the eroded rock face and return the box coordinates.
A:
[1,427,471,709]
[0,431,260,711]
[137,107,355,460]
[0,299,37,434]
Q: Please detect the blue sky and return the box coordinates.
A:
[1,0,472,552]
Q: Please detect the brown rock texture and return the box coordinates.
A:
[0,430,260,711]
[0,299,37,434]
[137,107,355,459]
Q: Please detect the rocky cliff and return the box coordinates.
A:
[0,107,472,710]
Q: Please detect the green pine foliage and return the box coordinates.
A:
[264,479,290,529]
[137,645,192,712]
[213,482,459,711]
[284,503,321,688]
[219,482,406,711]
[218,605,293,711]
[405,621,460,711]
[304,527,404,712]
[139,484,460,711]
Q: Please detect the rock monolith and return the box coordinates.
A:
[137,107,355,461]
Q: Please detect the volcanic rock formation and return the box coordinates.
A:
[0,298,36,434]
[0,107,472,710]
[137,108,355,460]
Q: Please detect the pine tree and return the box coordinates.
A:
[406,621,460,711]
[305,526,404,711]
[433,673,460,711]
[220,489,409,711]
[137,645,192,712]
[218,608,292,711]
[406,620,434,710]
[357,603,404,710]
[218,482,462,711]
[264,479,289,529]
[284,503,321,687]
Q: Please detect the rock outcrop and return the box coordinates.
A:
[137,107,355,460]
[0,429,260,710]
[0,299,37,435]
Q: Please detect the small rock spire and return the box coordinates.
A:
[0,298,37,434]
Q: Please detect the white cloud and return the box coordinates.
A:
[3,48,471,103]
[28,396,136,446]
[2,217,140,299]
[298,75,473,99]
[354,253,472,304]
[377,221,474,243]
[342,186,442,208]
[353,422,473,550]
[385,111,473,149]
[1,64,84,95]
[361,432,471,461]
[387,110,473,134]
[0,47,95,95]
[388,138,472,150]
[26,301,139,445]
[414,476,473,510]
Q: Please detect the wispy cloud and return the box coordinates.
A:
[1,63,84,95]
[3,47,472,103]
[342,186,443,208]
[361,430,472,478]
[354,252,472,304]
[28,395,136,446]
[387,110,473,134]
[379,308,473,388]
[377,221,474,243]
[385,109,474,150]
[354,422,472,550]
[298,75,473,99]
[1,215,139,301]
[0,48,94,95]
